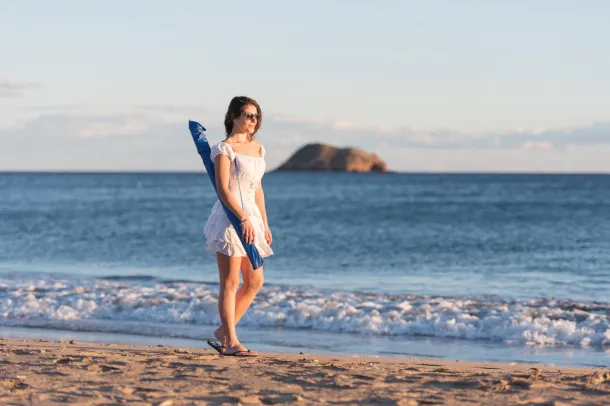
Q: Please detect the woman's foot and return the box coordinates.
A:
[214,327,226,350]
[224,342,258,357]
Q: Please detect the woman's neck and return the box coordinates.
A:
[227,131,250,144]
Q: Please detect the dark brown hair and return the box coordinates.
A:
[224,96,262,138]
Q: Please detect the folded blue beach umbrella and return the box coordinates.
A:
[188,120,264,270]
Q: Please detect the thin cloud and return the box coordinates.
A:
[3,111,609,149]
[24,104,84,112]
[0,78,39,97]
[522,141,554,150]
[1,110,609,171]
[261,117,610,151]
[133,104,204,112]
[1,110,205,140]
[79,119,150,139]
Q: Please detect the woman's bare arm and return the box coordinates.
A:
[215,154,248,221]
[255,181,269,227]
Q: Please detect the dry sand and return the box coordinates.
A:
[1,337,609,405]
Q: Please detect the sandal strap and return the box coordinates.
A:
[224,350,257,356]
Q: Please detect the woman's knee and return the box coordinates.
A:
[246,273,264,292]
[217,253,243,293]
[224,277,240,293]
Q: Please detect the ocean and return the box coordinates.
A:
[1,171,609,368]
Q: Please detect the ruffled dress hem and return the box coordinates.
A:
[205,238,274,258]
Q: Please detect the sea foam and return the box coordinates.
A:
[1,277,608,348]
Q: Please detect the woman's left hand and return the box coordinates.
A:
[264,225,273,245]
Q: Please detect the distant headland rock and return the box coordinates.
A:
[275,143,388,173]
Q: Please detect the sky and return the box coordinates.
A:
[2,0,610,172]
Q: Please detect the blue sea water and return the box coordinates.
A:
[1,171,609,367]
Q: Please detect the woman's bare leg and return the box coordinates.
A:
[215,256,264,346]
[216,253,243,350]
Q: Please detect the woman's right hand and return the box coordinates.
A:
[240,219,256,245]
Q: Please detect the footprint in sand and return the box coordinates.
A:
[14,349,37,355]
[423,379,480,390]
[351,373,377,381]
[587,371,610,385]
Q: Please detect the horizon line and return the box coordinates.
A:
[0,170,608,176]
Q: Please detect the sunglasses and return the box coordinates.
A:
[243,112,261,121]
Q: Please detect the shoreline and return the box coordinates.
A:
[1,337,608,405]
[3,325,608,370]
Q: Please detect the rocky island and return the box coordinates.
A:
[275,143,388,172]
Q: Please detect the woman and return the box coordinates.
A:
[204,96,273,357]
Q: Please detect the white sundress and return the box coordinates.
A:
[203,141,274,258]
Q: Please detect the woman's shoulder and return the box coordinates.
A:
[211,140,235,160]
[213,139,231,148]
[252,140,266,157]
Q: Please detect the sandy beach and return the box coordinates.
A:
[0,338,608,405]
